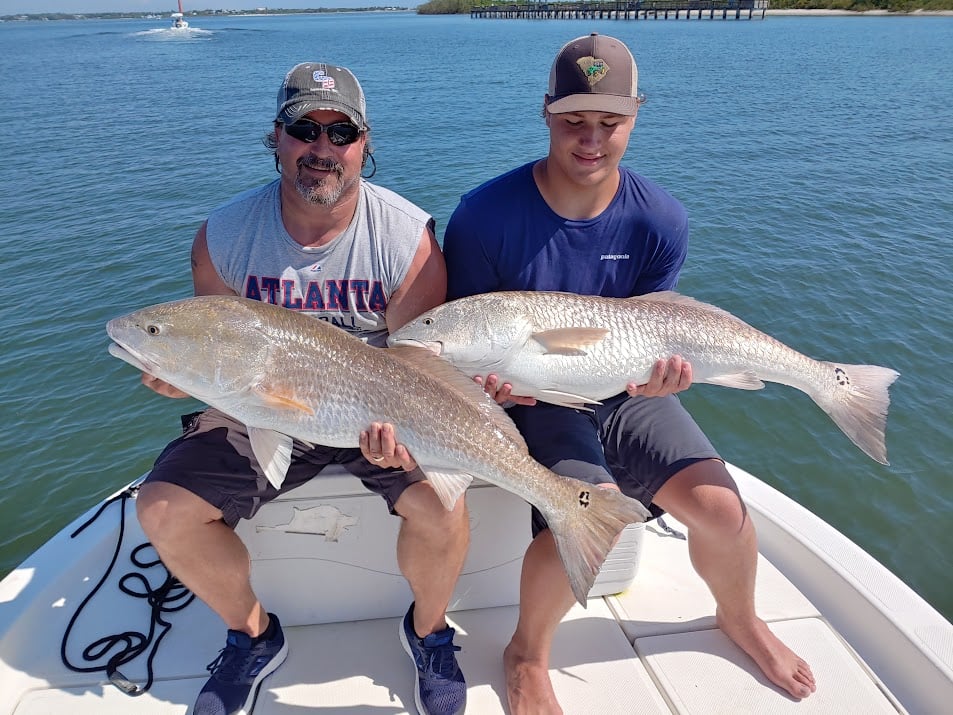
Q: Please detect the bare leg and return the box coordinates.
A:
[654,459,816,699]
[393,481,469,637]
[504,529,573,715]
[136,481,270,637]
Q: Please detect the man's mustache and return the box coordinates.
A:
[298,156,344,176]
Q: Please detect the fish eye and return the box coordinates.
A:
[423,318,434,326]
[146,324,161,335]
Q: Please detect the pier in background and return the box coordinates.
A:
[471,0,769,20]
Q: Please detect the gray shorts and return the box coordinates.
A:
[507,393,721,535]
[144,409,426,528]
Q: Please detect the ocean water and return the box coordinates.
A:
[0,12,951,621]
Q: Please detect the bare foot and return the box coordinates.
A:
[503,641,563,715]
[717,610,816,699]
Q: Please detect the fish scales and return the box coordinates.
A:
[107,295,651,605]
[123,297,519,480]
[509,291,808,388]
[388,291,900,464]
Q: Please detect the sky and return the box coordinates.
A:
[0,1,374,14]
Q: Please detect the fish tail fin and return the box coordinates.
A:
[814,363,900,465]
[543,481,652,606]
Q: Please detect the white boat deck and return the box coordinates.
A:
[2,464,951,714]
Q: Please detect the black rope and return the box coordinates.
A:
[656,515,687,541]
[60,485,195,695]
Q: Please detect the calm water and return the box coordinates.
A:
[0,12,951,621]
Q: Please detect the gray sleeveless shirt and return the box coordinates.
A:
[206,179,432,347]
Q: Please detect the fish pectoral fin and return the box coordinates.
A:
[538,389,601,410]
[705,372,765,390]
[254,386,315,415]
[418,467,473,511]
[248,427,294,489]
[531,327,609,356]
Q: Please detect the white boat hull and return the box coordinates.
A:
[0,462,950,713]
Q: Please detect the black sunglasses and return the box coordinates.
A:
[283,119,362,147]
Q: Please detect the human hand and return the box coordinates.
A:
[360,422,418,470]
[627,356,693,398]
[141,373,191,399]
[473,374,537,407]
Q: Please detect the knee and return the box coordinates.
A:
[136,481,213,539]
[396,482,469,535]
[692,487,750,540]
[657,463,751,539]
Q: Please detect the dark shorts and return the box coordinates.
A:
[508,393,721,536]
[144,409,426,528]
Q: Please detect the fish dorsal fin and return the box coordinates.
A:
[530,327,609,356]
[386,345,528,450]
[416,467,474,511]
[632,291,737,319]
[248,427,294,489]
[386,345,487,398]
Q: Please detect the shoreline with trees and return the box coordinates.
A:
[3,3,951,22]
[417,0,952,13]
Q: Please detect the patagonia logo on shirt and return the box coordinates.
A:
[600,254,630,261]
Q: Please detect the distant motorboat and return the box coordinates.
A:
[170,0,188,30]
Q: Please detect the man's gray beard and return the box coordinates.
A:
[294,157,357,206]
[296,175,345,206]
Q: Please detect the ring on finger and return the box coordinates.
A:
[371,456,385,463]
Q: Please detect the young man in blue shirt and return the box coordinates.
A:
[443,34,816,714]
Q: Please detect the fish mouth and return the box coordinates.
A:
[108,342,156,375]
[388,337,443,356]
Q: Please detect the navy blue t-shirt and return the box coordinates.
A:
[444,161,689,300]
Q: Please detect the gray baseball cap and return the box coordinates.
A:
[546,33,641,115]
[275,62,368,130]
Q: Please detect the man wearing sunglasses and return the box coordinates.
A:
[442,34,816,714]
[133,62,467,715]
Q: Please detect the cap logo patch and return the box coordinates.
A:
[311,70,336,90]
[576,56,609,87]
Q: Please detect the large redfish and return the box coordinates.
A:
[106,295,650,605]
[387,291,900,464]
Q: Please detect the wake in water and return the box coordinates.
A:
[132,27,213,41]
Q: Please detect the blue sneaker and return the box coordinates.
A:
[398,602,467,715]
[193,613,288,715]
